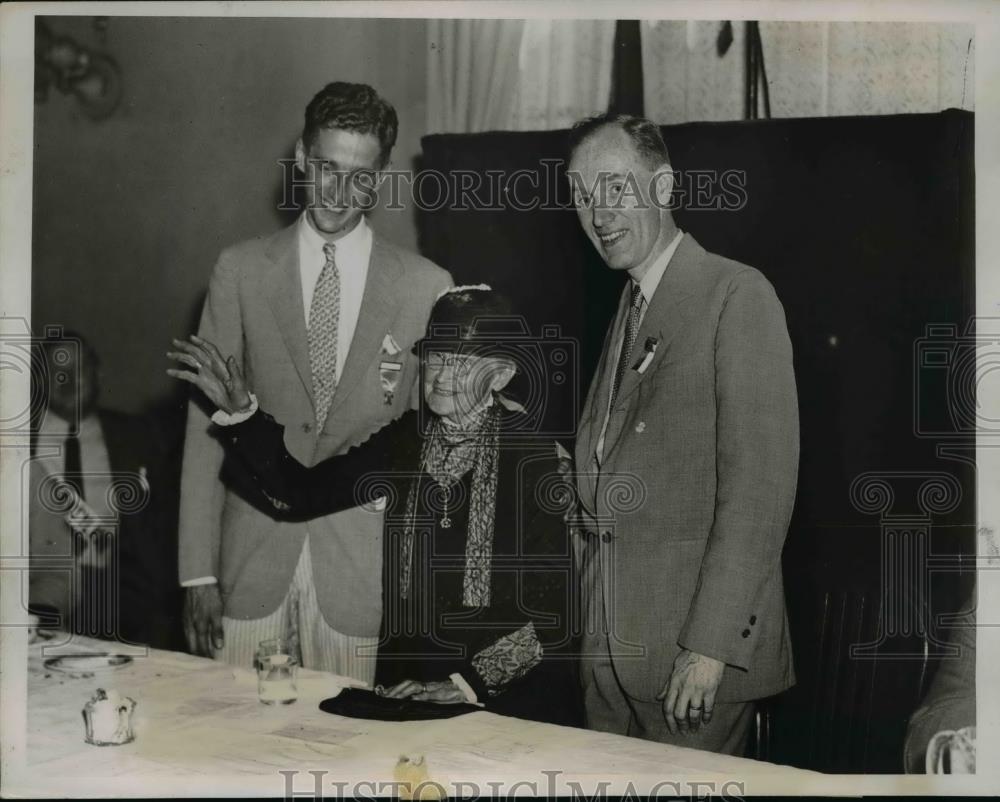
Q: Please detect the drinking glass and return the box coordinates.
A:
[257,653,298,704]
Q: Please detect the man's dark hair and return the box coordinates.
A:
[303,82,399,168]
[568,112,671,169]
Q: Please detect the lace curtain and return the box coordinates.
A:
[426,19,526,134]
[426,19,615,133]
[427,20,973,132]
[508,20,615,131]
[642,21,975,124]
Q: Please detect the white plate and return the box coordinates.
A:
[43,653,133,673]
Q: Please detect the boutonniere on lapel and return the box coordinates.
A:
[635,337,659,375]
[379,332,404,405]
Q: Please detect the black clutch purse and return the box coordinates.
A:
[319,688,481,721]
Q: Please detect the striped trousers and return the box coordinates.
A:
[216,537,378,685]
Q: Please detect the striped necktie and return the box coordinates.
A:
[308,242,341,429]
[611,282,644,407]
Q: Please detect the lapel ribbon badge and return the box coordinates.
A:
[379,333,404,406]
[636,337,659,375]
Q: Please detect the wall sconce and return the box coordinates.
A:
[35,18,123,121]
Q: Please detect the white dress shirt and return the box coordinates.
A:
[182,215,374,589]
[299,212,373,384]
[595,229,684,464]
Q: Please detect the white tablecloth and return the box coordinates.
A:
[21,634,818,796]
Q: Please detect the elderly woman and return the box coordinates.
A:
[169,287,580,725]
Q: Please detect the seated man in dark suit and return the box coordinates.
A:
[29,330,182,649]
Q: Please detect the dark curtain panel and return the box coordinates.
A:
[609,20,644,117]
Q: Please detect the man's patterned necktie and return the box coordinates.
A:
[308,242,341,429]
[611,282,644,407]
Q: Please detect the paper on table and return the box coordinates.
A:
[174,696,250,717]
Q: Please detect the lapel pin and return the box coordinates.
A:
[379,360,403,406]
[635,337,659,375]
[635,421,646,433]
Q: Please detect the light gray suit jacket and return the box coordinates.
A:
[575,233,799,704]
[178,221,451,636]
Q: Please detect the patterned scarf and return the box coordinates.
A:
[399,403,501,607]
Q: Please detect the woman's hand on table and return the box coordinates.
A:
[380,678,468,704]
[167,335,252,415]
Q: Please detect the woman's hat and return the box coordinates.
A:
[413,285,518,354]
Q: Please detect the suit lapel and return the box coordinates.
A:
[601,234,698,457]
[576,285,629,510]
[325,235,403,422]
[264,223,313,399]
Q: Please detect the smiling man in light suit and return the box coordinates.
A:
[568,114,799,754]
[178,82,451,682]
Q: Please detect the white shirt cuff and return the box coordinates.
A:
[449,672,482,705]
[211,394,259,426]
[181,576,218,587]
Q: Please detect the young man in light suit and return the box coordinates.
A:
[178,82,451,682]
[568,114,799,754]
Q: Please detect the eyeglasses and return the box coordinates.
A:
[424,352,482,370]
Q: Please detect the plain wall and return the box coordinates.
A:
[32,16,428,414]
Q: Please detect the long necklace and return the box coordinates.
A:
[438,473,456,528]
[402,403,502,606]
[427,412,484,529]
[436,437,474,528]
